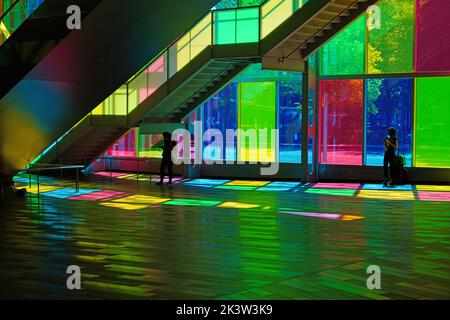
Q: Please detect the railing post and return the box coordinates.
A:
[75,168,79,193]
[37,169,40,197]
[110,158,113,184]
[29,164,32,188]
[136,158,139,183]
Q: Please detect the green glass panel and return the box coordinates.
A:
[414,77,450,168]
[214,10,236,44]
[319,15,365,76]
[367,0,414,74]
[238,82,276,162]
[239,0,266,6]
[236,8,259,43]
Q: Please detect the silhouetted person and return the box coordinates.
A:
[383,127,398,187]
[157,132,177,185]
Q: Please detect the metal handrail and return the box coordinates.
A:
[0,0,22,22]
[25,164,84,196]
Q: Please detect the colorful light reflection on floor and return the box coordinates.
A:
[6,174,450,299]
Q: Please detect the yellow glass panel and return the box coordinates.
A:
[357,190,415,200]
[92,86,127,115]
[176,33,191,72]
[191,13,212,58]
[261,0,293,38]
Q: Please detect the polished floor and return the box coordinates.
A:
[0,172,449,299]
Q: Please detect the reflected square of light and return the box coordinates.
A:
[68,190,126,201]
[183,179,230,186]
[218,201,259,209]
[163,199,222,207]
[357,190,415,200]
[215,185,257,191]
[305,188,356,197]
[99,202,150,210]
[416,185,450,192]
[280,210,341,220]
[111,195,170,204]
[312,183,360,189]
[24,185,59,194]
[417,191,450,202]
[362,184,413,191]
[224,180,270,187]
[256,187,291,191]
[93,171,127,177]
[42,188,100,199]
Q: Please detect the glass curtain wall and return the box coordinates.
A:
[317,0,450,169]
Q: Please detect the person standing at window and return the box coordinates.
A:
[157,132,177,185]
[383,127,398,186]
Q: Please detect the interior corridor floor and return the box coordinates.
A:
[0,172,449,299]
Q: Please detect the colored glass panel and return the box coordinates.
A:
[319,80,364,165]
[147,52,167,96]
[191,13,212,58]
[238,82,276,162]
[279,80,302,163]
[214,10,236,44]
[92,85,127,115]
[106,129,136,157]
[416,0,450,72]
[168,32,190,77]
[415,77,450,168]
[365,78,413,166]
[367,0,414,74]
[261,0,297,39]
[320,16,365,76]
[214,8,259,44]
[236,8,259,43]
[202,83,237,161]
[128,70,148,113]
[137,131,163,158]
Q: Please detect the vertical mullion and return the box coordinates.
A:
[362,79,367,166]
[276,81,280,164]
[412,78,417,168]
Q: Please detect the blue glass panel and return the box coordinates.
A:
[365,78,413,166]
[278,80,302,163]
[202,83,237,161]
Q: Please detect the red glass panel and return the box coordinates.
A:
[319,80,364,165]
[415,0,450,72]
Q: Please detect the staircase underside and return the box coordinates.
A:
[261,0,378,70]
[0,0,217,177]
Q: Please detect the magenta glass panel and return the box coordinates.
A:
[319,80,364,165]
[105,129,136,157]
[416,0,450,72]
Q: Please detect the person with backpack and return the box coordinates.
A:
[382,127,398,187]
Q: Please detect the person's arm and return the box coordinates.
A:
[386,139,398,149]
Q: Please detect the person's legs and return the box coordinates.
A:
[159,159,167,183]
[388,157,395,185]
[167,160,173,184]
[383,153,389,184]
